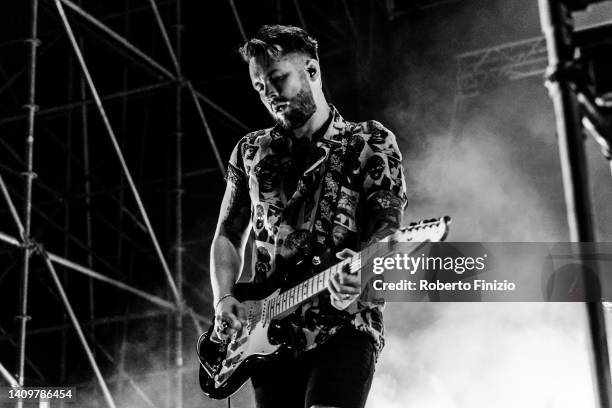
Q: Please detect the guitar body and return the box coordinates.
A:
[197,216,451,400]
[198,281,294,399]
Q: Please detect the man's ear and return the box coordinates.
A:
[304,59,320,81]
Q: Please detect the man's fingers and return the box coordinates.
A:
[328,272,360,296]
[327,277,342,301]
[336,284,360,295]
[336,248,357,260]
[224,311,242,329]
[235,304,247,325]
[333,269,360,288]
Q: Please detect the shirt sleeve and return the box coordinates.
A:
[360,121,408,241]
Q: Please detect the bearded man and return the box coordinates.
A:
[209,25,407,408]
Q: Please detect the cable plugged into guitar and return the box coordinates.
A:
[197,329,226,378]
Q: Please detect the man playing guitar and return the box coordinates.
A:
[209,24,407,408]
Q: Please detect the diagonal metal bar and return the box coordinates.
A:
[48,252,177,311]
[40,247,117,408]
[1,181,149,276]
[58,0,174,80]
[54,0,249,132]
[187,307,204,334]
[0,325,45,381]
[0,230,22,247]
[0,361,20,388]
[0,230,176,311]
[0,172,25,239]
[0,81,173,125]
[228,0,247,41]
[193,89,249,131]
[0,36,60,101]
[95,344,160,408]
[0,311,190,340]
[55,0,182,306]
[293,0,309,31]
[0,326,45,381]
[187,81,226,178]
[147,0,181,76]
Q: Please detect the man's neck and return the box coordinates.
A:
[291,102,331,141]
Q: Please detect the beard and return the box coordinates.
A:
[273,80,316,130]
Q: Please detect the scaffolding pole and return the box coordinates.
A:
[147,1,185,404]
[187,82,226,178]
[538,1,612,407]
[59,0,173,79]
[228,0,247,41]
[0,173,25,237]
[2,180,147,276]
[60,44,75,406]
[147,0,181,76]
[40,248,117,408]
[78,28,97,361]
[0,361,20,388]
[116,2,130,398]
[56,0,248,132]
[0,311,183,340]
[117,0,131,279]
[0,81,173,125]
[172,0,184,406]
[0,325,45,381]
[0,229,177,311]
[16,1,39,401]
[55,0,182,306]
[95,344,160,408]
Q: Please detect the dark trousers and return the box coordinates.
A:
[251,328,376,408]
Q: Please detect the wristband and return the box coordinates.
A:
[214,293,235,310]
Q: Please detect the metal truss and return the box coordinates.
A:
[455,36,548,98]
[0,0,223,407]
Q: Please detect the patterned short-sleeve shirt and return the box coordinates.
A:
[227,106,407,355]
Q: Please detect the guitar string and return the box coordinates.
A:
[263,223,443,320]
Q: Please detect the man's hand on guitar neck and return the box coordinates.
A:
[328,248,361,311]
[214,295,247,341]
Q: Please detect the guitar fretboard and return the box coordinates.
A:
[265,249,366,320]
[263,217,449,322]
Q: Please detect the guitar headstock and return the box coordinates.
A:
[392,216,451,243]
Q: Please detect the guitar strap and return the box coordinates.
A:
[309,137,349,260]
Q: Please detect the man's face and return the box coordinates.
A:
[249,53,316,129]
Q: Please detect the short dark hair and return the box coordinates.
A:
[239,25,319,63]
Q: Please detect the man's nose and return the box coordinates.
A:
[263,80,279,99]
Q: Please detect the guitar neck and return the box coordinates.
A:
[265,244,386,320]
[264,216,450,321]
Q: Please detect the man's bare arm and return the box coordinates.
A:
[210,163,251,305]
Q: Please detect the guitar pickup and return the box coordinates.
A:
[223,353,243,368]
[228,336,248,352]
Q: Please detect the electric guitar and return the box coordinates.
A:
[197,216,451,400]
